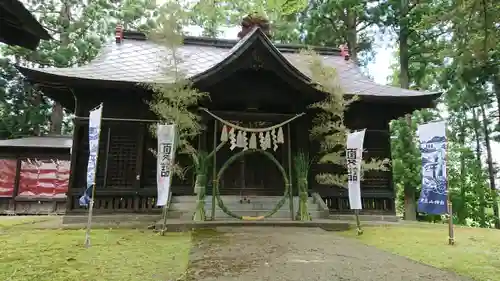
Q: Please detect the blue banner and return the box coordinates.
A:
[417,121,447,215]
[79,104,103,207]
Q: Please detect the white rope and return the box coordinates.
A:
[200,108,305,133]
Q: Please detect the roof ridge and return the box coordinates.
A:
[121,30,341,56]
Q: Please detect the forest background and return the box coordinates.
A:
[1,0,499,228]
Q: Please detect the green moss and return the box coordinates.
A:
[0,226,191,281]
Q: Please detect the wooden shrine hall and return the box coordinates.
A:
[18,19,441,216]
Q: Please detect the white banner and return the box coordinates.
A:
[80,103,103,206]
[86,104,103,190]
[157,124,177,206]
[346,129,366,210]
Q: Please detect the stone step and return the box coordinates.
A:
[202,203,322,212]
[205,209,325,219]
[170,196,197,203]
[205,196,315,204]
[170,196,319,211]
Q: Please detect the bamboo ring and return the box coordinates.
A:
[214,149,290,220]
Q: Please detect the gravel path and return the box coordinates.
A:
[185,227,471,281]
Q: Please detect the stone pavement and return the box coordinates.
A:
[184,227,471,281]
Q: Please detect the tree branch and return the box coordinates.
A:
[41,24,60,34]
[408,0,421,13]
[356,22,372,33]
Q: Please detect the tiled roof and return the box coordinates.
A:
[18,27,438,97]
[0,136,72,149]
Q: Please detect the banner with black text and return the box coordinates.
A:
[157,124,177,207]
[346,129,366,210]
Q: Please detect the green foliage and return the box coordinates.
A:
[299,0,381,65]
[193,151,210,221]
[304,49,389,188]
[1,0,157,137]
[294,150,311,221]
[385,0,500,226]
[187,0,305,41]
[145,1,208,176]
[0,59,50,138]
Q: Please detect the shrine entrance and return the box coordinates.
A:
[217,133,286,197]
[203,109,302,197]
[202,108,303,219]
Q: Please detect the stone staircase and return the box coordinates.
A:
[167,195,329,220]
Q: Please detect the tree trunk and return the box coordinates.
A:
[458,118,466,224]
[345,9,358,63]
[479,103,500,229]
[472,108,487,226]
[49,1,71,135]
[399,0,416,221]
[494,74,500,128]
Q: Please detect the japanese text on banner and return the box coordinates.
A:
[157,124,177,207]
[417,121,448,215]
[346,129,366,210]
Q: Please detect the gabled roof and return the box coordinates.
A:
[18,27,439,99]
[0,0,51,50]
[0,135,72,149]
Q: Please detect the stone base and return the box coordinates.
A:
[154,219,350,232]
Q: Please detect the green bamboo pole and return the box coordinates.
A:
[287,123,294,220]
[211,119,217,220]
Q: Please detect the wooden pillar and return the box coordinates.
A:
[133,124,146,212]
[9,157,22,213]
[66,120,81,212]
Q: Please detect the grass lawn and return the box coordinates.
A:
[0,217,192,281]
[0,215,56,227]
[341,223,500,281]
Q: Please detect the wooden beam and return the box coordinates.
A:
[206,110,298,122]
[66,120,81,212]
[10,157,22,212]
[133,124,146,211]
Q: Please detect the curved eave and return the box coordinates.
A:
[360,91,442,108]
[0,0,51,50]
[18,64,443,108]
[17,66,139,89]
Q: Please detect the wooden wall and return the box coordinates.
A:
[65,67,396,214]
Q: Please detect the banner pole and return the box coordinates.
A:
[445,135,454,245]
[354,209,363,235]
[347,129,366,236]
[159,124,177,236]
[160,197,169,235]
[84,103,103,248]
[84,195,95,248]
[447,200,454,245]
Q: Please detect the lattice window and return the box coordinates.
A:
[75,122,139,190]
[105,123,139,188]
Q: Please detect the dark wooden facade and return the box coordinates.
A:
[0,0,51,50]
[18,27,440,215]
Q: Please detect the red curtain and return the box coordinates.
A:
[0,159,17,197]
[18,159,70,198]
